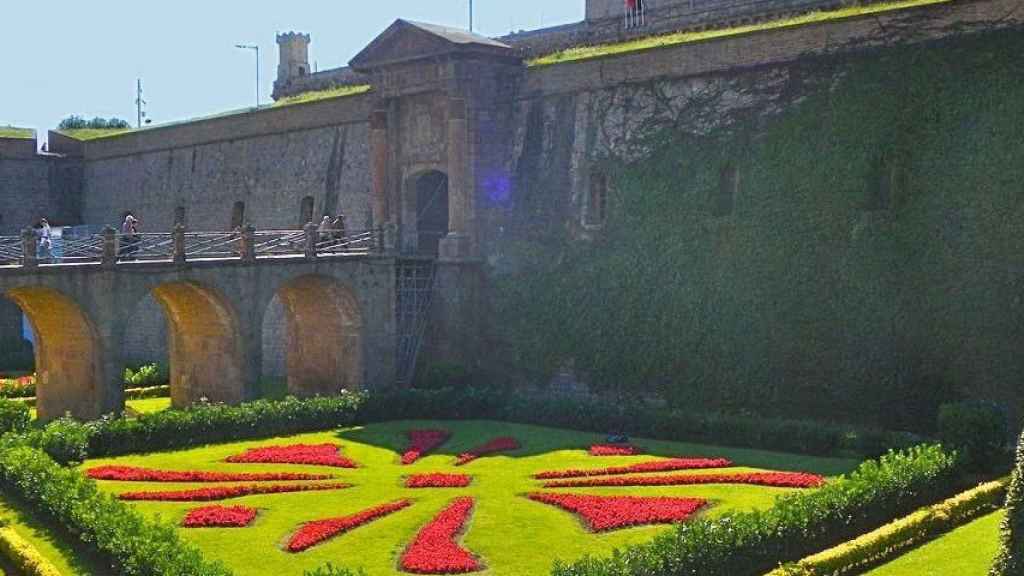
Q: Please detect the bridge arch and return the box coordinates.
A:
[5,287,105,421]
[264,275,363,396]
[151,281,246,408]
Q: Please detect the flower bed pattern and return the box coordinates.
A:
[402,430,451,465]
[527,493,707,531]
[454,437,520,466]
[120,482,352,502]
[182,505,258,528]
[535,457,734,480]
[542,471,826,489]
[225,444,358,468]
[86,465,333,483]
[405,474,472,488]
[400,497,480,574]
[287,499,412,552]
[589,444,643,456]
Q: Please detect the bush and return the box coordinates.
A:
[0,400,31,435]
[57,115,130,130]
[31,416,92,465]
[991,428,1024,576]
[552,445,960,576]
[0,524,64,576]
[124,385,170,400]
[304,564,365,576]
[0,444,230,576]
[123,364,167,389]
[0,374,35,399]
[939,400,1009,472]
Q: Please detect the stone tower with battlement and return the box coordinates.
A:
[276,32,311,87]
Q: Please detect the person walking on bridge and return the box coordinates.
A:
[120,213,139,259]
[318,215,333,242]
[37,218,52,261]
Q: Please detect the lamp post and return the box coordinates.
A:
[235,44,260,108]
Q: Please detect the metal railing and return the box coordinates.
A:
[0,226,383,270]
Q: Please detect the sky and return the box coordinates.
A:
[1,1,583,142]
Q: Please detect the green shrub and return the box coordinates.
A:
[552,445,960,576]
[304,564,365,576]
[991,428,1024,576]
[0,444,230,576]
[0,375,35,399]
[58,115,130,130]
[123,364,167,389]
[0,401,30,435]
[939,400,1009,472]
[124,385,170,400]
[31,417,92,465]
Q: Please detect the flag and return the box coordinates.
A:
[625,0,637,9]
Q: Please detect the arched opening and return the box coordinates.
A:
[263,275,362,397]
[121,293,169,407]
[414,170,449,256]
[5,287,105,421]
[152,282,246,408]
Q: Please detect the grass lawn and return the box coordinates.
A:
[864,510,1003,576]
[0,491,108,575]
[57,128,134,141]
[0,127,33,139]
[124,397,171,415]
[83,420,857,576]
[529,0,950,66]
[273,85,372,107]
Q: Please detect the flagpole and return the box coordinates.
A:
[470,0,474,32]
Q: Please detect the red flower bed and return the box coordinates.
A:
[405,474,472,488]
[120,482,351,502]
[589,444,643,456]
[286,499,412,552]
[454,437,520,466]
[534,457,733,480]
[402,430,451,465]
[400,497,480,574]
[542,471,826,489]
[527,493,707,531]
[86,465,332,483]
[182,505,258,528]
[225,443,358,468]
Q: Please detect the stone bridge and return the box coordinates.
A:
[0,226,418,422]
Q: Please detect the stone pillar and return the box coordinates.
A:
[240,225,256,263]
[20,229,36,268]
[440,98,472,260]
[101,226,117,269]
[370,109,391,250]
[172,224,186,264]
[303,222,317,260]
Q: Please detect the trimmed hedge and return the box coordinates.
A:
[26,388,914,463]
[0,443,230,576]
[125,386,170,400]
[771,479,1006,576]
[0,523,63,576]
[991,428,1024,576]
[551,445,960,576]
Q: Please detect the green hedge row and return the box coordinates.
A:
[14,388,917,463]
[551,445,960,576]
[991,428,1024,576]
[0,443,229,576]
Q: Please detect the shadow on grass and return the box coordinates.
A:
[0,490,109,576]
[334,419,861,476]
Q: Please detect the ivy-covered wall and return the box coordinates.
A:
[491,28,1024,432]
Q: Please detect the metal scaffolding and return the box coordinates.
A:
[395,259,437,386]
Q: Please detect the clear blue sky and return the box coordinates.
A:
[1,1,582,140]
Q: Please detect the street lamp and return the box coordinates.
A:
[235,44,260,108]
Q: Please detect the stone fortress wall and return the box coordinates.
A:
[0,0,1019,397]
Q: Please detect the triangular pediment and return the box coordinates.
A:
[350,19,513,71]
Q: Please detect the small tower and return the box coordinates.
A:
[276,32,311,85]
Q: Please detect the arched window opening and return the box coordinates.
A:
[300,196,315,226]
[231,201,246,230]
[714,163,739,217]
[298,66,307,77]
[586,170,608,226]
[174,206,186,226]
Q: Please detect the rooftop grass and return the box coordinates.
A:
[57,128,134,141]
[83,420,857,576]
[864,510,1004,575]
[273,84,372,107]
[528,0,952,67]
[0,127,34,140]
